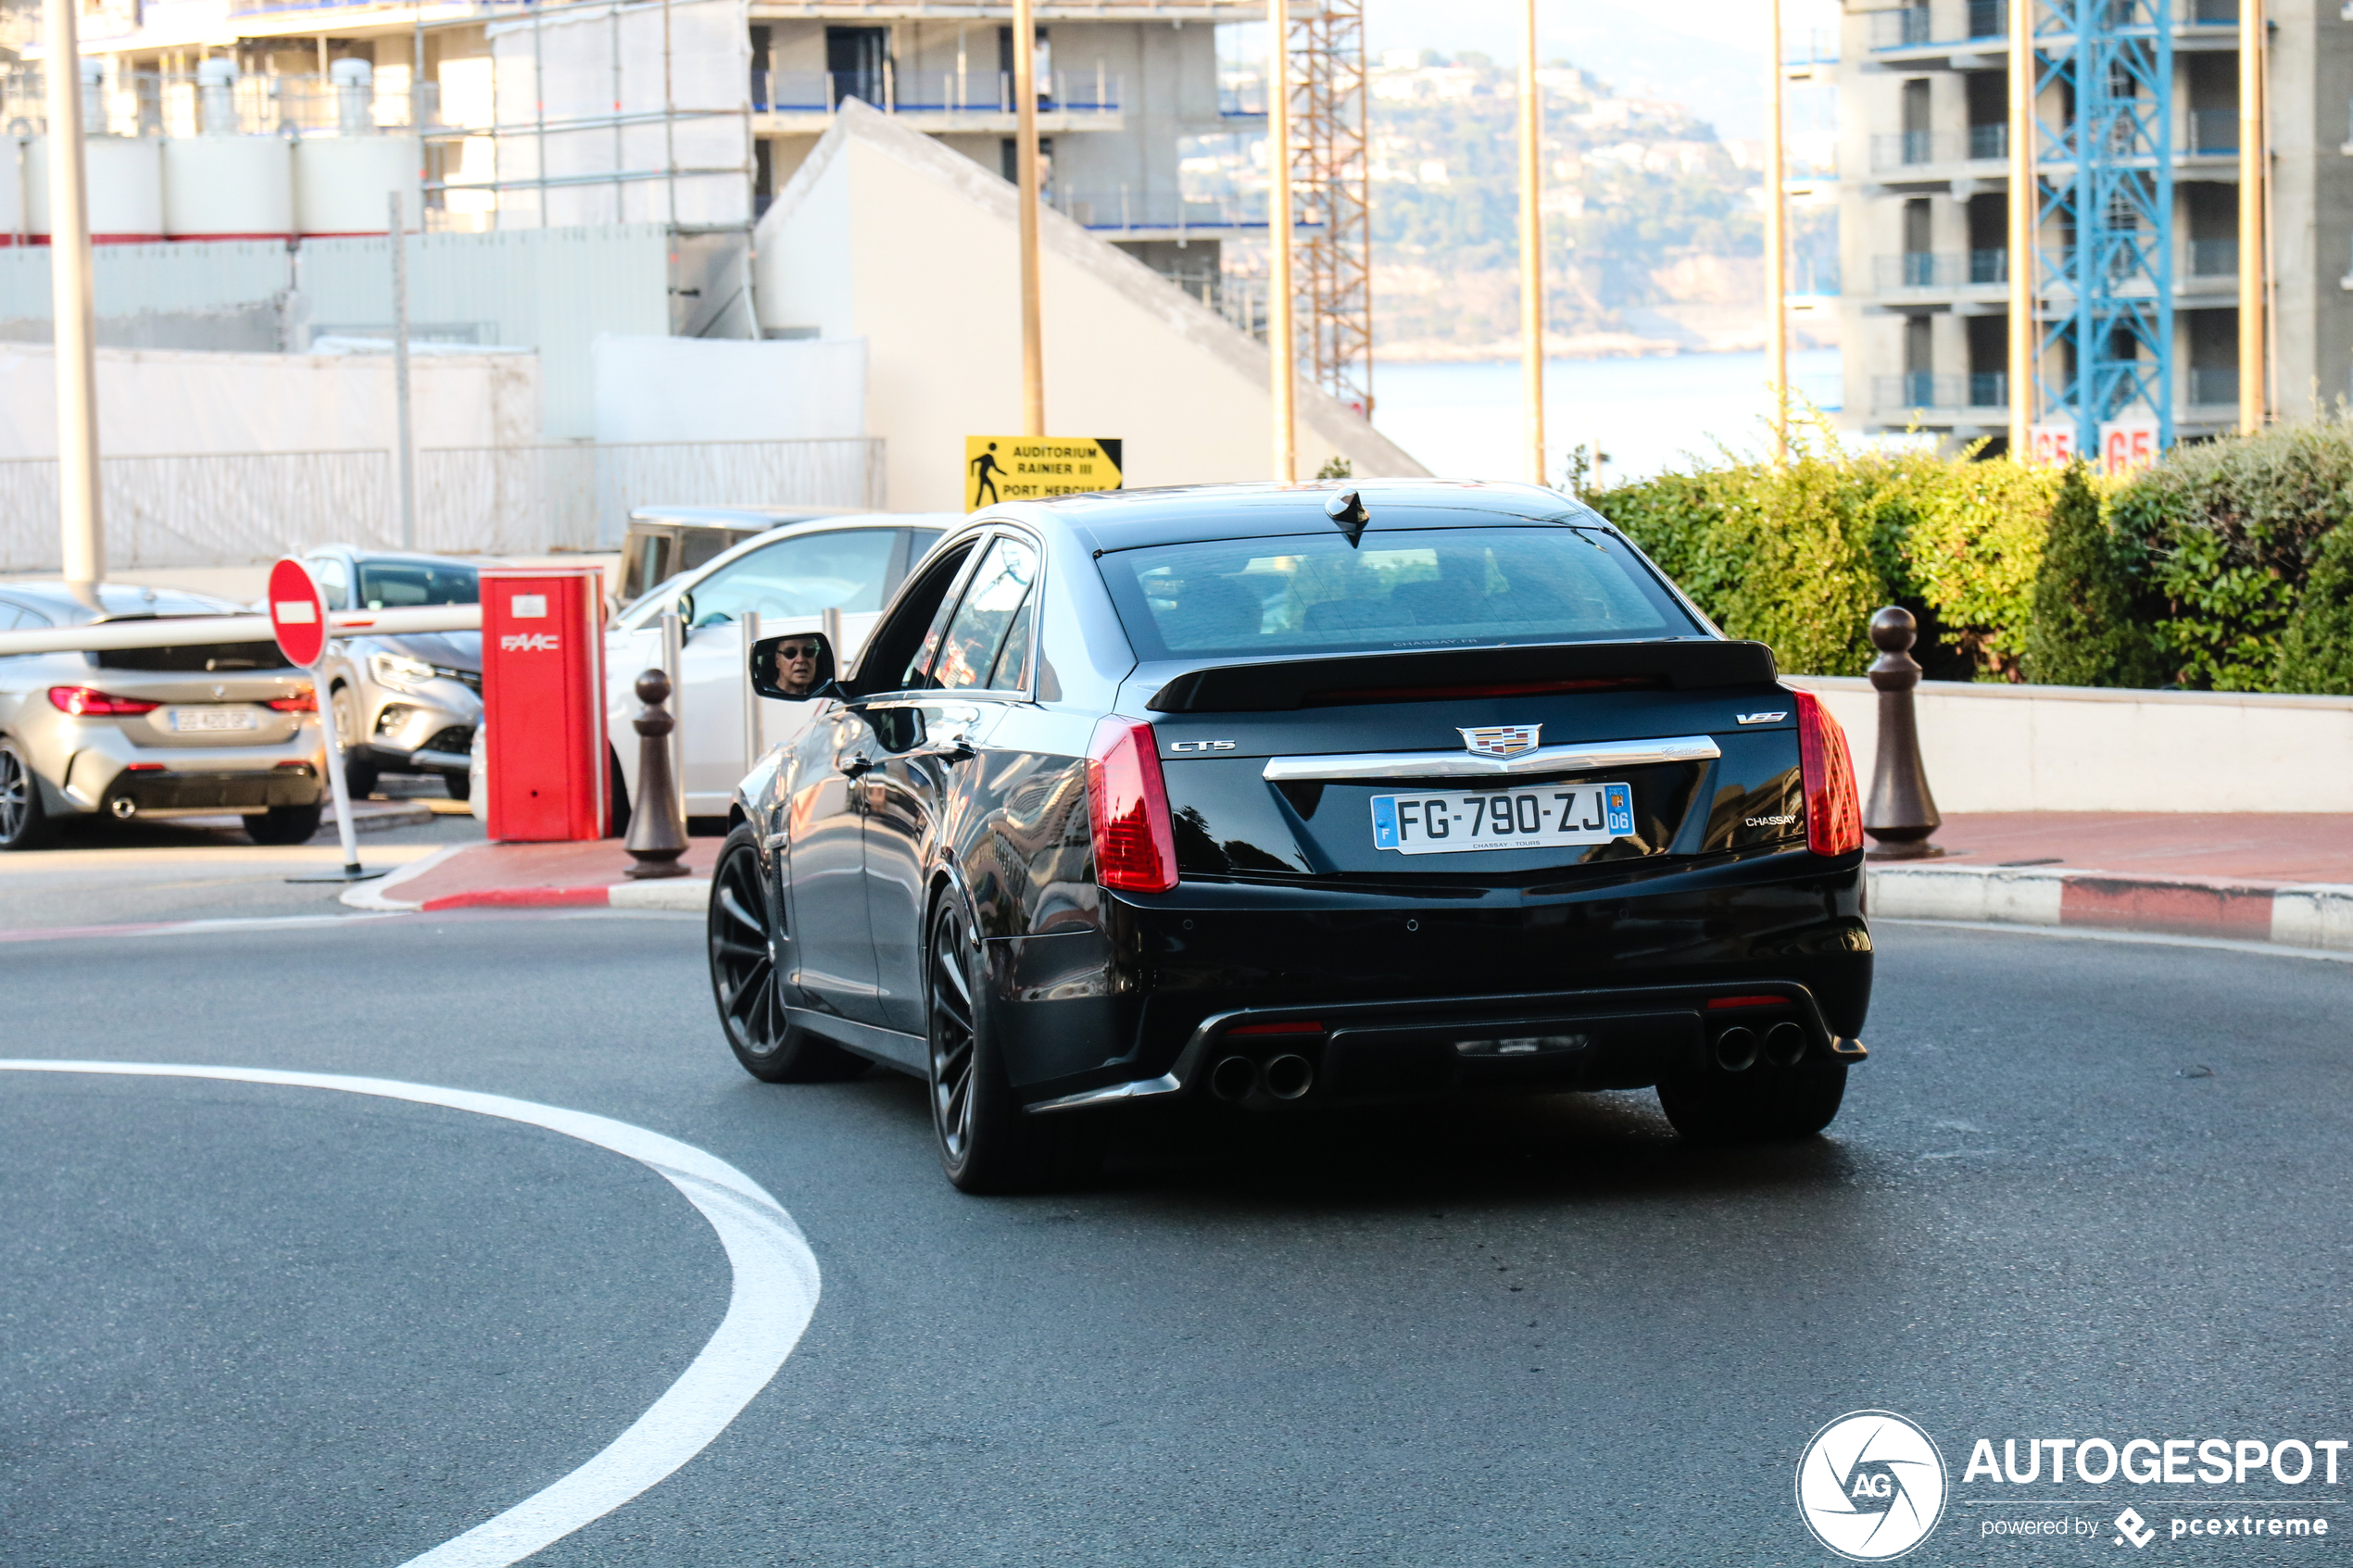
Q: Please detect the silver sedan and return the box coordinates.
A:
[0,583,325,849]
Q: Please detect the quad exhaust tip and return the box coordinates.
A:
[1263,1053,1315,1100]
[1209,1055,1258,1102]
[1713,1025,1759,1073]
[1764,1021,1808,1068]
[108,796,138,820]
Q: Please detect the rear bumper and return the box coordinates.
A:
[104,765,322,818]
[1031,983,1866,1113]
[992,847,1872,1108]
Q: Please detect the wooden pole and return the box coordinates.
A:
[2007,0,2035,457]
[1266,0,1295,482]
[1764,0,1787,466]
[44,0,103,595]
[1013,0,1044,438]
[2237,0,2263,434]
[1517,0,1544,485]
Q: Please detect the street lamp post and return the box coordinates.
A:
[1517,0,1544,486]
[1013,0,1045,439]
[1266,0,1296,483]
[44,0,103,596]
[1764,0,1788,466]
[2237,0,2265,435]
[2007,0,2035,457]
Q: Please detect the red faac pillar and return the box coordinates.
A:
[481,565,609,842]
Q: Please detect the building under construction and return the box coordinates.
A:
[4,0,1370,408]
[1833,0,2348,455]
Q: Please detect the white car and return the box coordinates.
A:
[605,513,955,820]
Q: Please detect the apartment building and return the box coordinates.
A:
[1835,0,2353,451]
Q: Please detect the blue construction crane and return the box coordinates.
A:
[2035,0,2177,456]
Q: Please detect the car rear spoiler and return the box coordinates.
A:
[1145,639,1780,713]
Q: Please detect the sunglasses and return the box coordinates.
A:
[776,645,821,659]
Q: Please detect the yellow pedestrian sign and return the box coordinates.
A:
[965,437,1124,508]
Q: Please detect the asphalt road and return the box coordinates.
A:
[4,913,2350,1567]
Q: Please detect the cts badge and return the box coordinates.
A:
[1167,739,1237,753]
[1458,724,1541,759]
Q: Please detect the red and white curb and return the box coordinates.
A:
[341,847,709,914]
[1869,863,2353,952]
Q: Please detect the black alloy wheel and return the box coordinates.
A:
[925,897,1091,1193]
[0,737,55,850]
[707,823,865,1083]
[1656,1059,1848,1144]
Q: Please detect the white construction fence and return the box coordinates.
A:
[0,437,886,571]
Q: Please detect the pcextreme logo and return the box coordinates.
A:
[1796,1410,1950,1561]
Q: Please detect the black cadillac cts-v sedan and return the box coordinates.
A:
[706,480,1870,1192]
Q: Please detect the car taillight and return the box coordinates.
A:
[267,687,318,712]
[1086,718,1178,895]
[1793,689,1863,857]
[47,685,160,717]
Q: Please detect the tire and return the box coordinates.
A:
[707,823,867,1083]
[925,896,1092,1193]
[245,803,323,846]
[441,771,472,803]
[0,736,57,850]
[331,684,378,798]
[1657,1060,1848,1145]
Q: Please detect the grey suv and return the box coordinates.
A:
[300,547,485,799]
[0,583,325,849]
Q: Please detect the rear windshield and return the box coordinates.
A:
[1096,526,1699,661]
[358,560,479,608]
[93,639,295,673]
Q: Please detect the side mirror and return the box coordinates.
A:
[750,631,839,702]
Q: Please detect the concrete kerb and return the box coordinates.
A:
[340,847,711,914]
[1868,863,2353,952]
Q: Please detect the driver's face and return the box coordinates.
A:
[774,640,821,696]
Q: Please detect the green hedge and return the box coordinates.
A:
[1583,415,2353,694]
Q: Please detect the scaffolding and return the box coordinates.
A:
[2034,0,2177,453]
[1284,0,1369,414]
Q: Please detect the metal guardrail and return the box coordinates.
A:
[0,604,481,659]
[1872,250,2008,291]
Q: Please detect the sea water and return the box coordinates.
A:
[1369,347,1845,485]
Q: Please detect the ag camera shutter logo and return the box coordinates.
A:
[1796,1411,1949,1561]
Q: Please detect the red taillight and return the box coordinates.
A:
[47,685,160,717]
[1086,718,1178,895]
[1231,1021,1325,1036]
[122,762,165,772]
[267,686,317,713]
[1793,689,1863,857]
[1706,995,1789,1011]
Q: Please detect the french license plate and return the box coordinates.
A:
[1371,784,1634,856]
[164,707,260,734]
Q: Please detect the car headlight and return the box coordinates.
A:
[369,651,437,688]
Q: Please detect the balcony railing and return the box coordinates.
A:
[1051,188,1275,232]
[2187,108,2238,155]
[1874,372,2010,412]
[1869,1,2008,50]
[1873,249,2008,291]
[752,67,1119,115]
[2187,368,2240,407]
[2188,238,2238,277]
[1870,128,2007,172]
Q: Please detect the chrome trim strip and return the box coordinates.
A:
[1260,734,1722,783]
[1026,1073,1181,1114]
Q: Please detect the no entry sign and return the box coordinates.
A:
[268,557,329,669]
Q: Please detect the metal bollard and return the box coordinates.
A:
[623,668,691,879]
[1862,606,1944,860]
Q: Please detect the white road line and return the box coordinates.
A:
[0,1060,822,1567]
